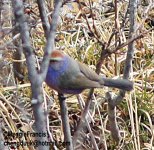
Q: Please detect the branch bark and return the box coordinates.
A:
[107,0,137,143]
[58,94,74,150]
[37,0,50,38]
[12,0,62,149]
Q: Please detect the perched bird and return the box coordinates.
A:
[45,50,133,94]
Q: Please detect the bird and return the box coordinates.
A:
[45,50,133,94]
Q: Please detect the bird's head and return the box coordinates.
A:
[50,50,65,63]
[48,50,66,71]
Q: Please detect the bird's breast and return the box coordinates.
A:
[45,58,69,91]
[45,66,61,91]
[45,56,85,94]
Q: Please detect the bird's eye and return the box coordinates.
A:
[50,59,58,63]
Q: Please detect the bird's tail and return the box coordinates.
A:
[102,78,133,91]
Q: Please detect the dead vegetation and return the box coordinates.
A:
[0,0,154,150]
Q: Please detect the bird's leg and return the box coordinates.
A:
[58,93,66,101]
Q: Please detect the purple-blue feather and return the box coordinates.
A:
[45,56,83,94]
[45,56,68,91]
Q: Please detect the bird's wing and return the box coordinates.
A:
[77,61,102,82]
[65,74,102,89]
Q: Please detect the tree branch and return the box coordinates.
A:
[37,0,50,38]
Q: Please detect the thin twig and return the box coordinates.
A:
[0,83,31,91]
[40,0,62,79]
[58,94,74,150]
[37,0,50,38]
[76,94,99,150]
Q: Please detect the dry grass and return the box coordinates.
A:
[0,0,154,149]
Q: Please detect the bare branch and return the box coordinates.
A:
[107,1,138,142]
[37,0,50,38]
[106,92,120,142]
[11,1,63,150]
[12,1,37,82]
[58,94,73,150]
[76,94,100,150]
[115,0,138,105]
[40,0,62,80]
[108,28,154,54]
